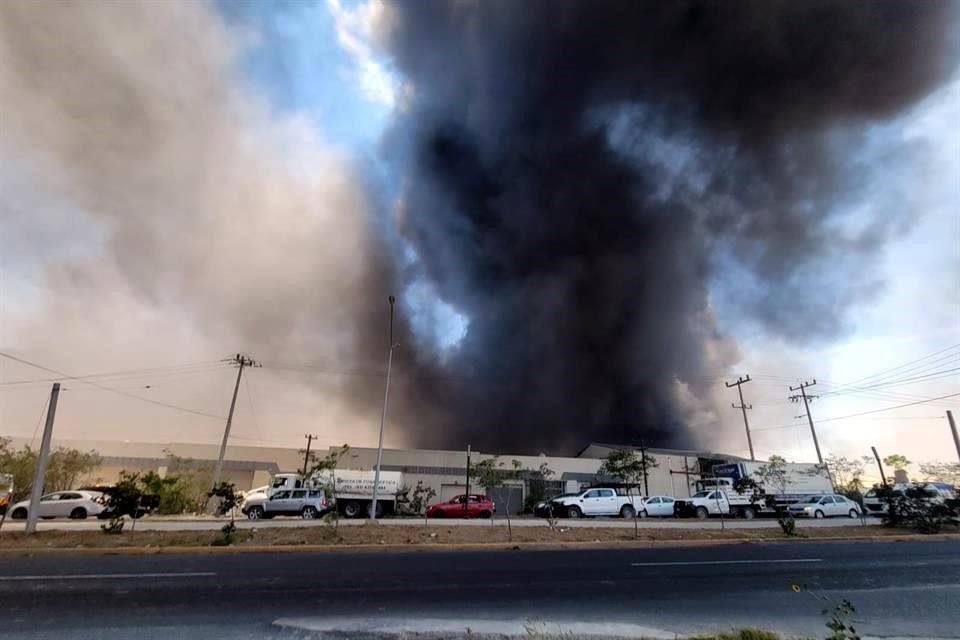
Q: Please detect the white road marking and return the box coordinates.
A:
[0,571,216,581]
[631,558,821,567]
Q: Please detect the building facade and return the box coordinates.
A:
[4,437,743,513]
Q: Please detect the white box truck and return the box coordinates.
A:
[678,461,832,519]
[255,470,405,518]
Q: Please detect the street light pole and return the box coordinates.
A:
[370,295,396,521]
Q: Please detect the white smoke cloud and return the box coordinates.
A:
[0,0,390,447]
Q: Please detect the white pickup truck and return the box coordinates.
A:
[547,487,645,518]
[678,490,740,520]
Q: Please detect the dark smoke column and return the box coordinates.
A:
[380,1,959,454]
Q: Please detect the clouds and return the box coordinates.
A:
[326,0,396,107]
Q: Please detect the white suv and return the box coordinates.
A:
[242,488,332,520]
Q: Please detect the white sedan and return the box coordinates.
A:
[641,495,677,517]
[8,490,107,520]
[788,494,861,519]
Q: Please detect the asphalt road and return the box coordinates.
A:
[0,514,880,532]
[1,539,957,639]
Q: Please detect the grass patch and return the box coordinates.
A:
[690,629,781,640]
[0,521,955,552]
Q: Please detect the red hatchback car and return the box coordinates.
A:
[426,494,496,519]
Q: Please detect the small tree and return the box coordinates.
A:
[473,456,522,540]
[918,461,960,485]
[100,471,142,535]
[408,481,437,527]
[207,482,241,545]
[883,454,911,475]
[825,455,867,504]
[309,443,350,530]
[599,449,648,539]
[755,455,797,536]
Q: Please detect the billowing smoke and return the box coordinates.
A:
[0,1,398,444]
[2,1,957,455]
[378,1,960,452]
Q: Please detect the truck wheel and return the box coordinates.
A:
[742,507,756,520]
[69,507,88,520]
[567,506,582,518]
[11,507,27,520]
[301,506,318,519]
[695,506,709,520]
[814,509,825,519]
[620,505,635,519]
[343,501,362,518]
[246,506,264,520]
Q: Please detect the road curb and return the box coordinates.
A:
[271,617,675,639]
[0,532,956,556]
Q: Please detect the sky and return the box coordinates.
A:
[0,0,957,481]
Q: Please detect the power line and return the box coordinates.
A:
[819,366,959,398]
[815,391,960,424]
[822,343,960,394]
[0,361,228,386]
[0,351,225,421]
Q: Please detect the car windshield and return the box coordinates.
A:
[805,497,822,503]
[691,491,710,498]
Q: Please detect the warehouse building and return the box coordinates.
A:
[5,437,743,512]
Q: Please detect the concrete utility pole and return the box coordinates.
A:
[25,383,60,535]
[726,375,755,461]
[947,411,960,464]
[789,379,823,465]
[639,437,650,497]
[871,446,888,486]
[302,434,318,477]
[211,353,259,489]
[370,295,398,521]
[464,444,471,515]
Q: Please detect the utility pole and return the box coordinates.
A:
[25,383,60,535]
[211,353,259,490]
[639,437,649,497]
[789,379,823,465]
[726,375,755,461]
[871,446,888,486]
[370,295,397,521]
[947,411,960,464]
[302,434,318,477]
[464,444,471,515]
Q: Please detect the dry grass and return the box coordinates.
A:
[0,521,955,552]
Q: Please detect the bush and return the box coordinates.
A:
[100,516,125,534]
[877,485,959,533]
[777,511,797,537]
[211,521,236,546]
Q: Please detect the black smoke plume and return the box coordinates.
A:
[380,1,959,453]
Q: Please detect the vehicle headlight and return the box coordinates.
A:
[804,507,811,511]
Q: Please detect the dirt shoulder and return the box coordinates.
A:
[1,521,957,554]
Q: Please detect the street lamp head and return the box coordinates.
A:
[388,295,395,306]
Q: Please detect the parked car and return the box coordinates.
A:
[426,494,495,519]
[547,487,645,518]
[788,494,861,519]
[533,493,580,517]
[242,488,332,520]
[7,490,107,520]
[641,495,677,518]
